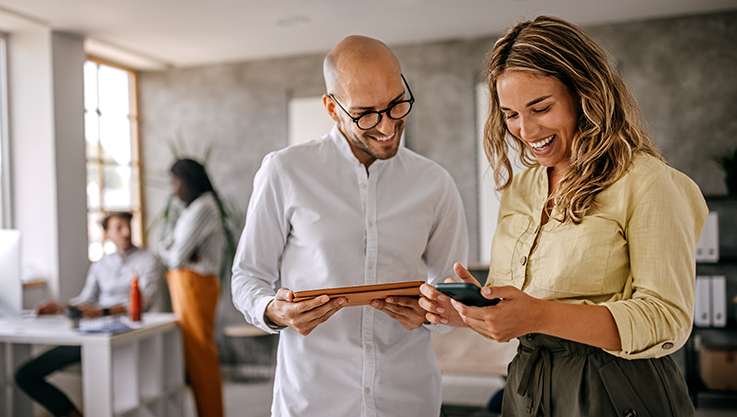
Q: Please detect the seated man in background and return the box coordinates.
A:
[15,212,158,417]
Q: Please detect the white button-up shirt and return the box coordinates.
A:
[232,125,468,417]
[69,246,158,310]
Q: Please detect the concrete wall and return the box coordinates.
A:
[587,12,737,196]
[138,11,737,325]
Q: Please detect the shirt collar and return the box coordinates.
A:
[329,124,360,165]
[328,124,391,171]
[115,246,139,259]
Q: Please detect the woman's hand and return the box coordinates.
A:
[452,285,544,342]
[419,263,482,328]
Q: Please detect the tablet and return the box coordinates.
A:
[292,281,426,307]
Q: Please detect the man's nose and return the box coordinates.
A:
[375,113,395,135]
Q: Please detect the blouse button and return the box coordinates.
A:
[662,342,674,350]
[368,263,373,270]
[360,183,367,188]
[623,410,637,417]
[520,256,527,266]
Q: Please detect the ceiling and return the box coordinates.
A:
[0,0,735,70]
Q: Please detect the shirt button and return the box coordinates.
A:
[520,256,527,266]
[365,387,371,394]
[365,306,371,311]
[368,221,373,227]
[368,263,373,270]
[366,344,372,351]
[360,183,367,188]
[662,342,674,350]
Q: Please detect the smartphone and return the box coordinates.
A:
[434,283,501,307]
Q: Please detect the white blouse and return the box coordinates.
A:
[159,192,224,277]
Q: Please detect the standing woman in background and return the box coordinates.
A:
[159,158,225,417]
[420,16,707,416]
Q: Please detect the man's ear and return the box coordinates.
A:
[323,94,340,123]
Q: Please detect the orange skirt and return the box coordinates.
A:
[167,269,223,417]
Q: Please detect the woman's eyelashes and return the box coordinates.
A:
[503,104,551,121]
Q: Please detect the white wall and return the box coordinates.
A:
[8,28,58,291]
[7,24,88,300]
[51,32,88,301]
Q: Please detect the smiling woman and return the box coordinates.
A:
[420,15,709,417]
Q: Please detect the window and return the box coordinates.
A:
[83,58,142,261]
[477,82,522,263]
[287,95,406,147]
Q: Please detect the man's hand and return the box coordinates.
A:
[76,304,104,318]
[371,296,427,330]
[265,287,346,336]
[36,301,64,316]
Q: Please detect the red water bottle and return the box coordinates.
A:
[129,276,142,322]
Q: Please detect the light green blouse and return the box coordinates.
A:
[487,153,708,359]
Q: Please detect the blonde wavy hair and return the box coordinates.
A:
[484,15,664,224]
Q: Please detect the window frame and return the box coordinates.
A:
[84,56,144,259]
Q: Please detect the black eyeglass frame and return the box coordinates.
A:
[329,74,415,131]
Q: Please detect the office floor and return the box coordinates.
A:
[181,378,737,417]
[30,368,737,416]
[191,326,737,416]
[30,325,737,416]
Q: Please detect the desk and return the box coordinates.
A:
[0,313,185,417]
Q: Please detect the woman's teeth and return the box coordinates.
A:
[530,135,553,151]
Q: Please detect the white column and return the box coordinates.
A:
[6,24,88,300]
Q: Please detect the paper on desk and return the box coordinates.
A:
[77,316,132,334]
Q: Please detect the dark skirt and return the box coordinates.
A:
[502,333,694,417]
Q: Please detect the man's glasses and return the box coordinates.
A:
[329,74,414,131]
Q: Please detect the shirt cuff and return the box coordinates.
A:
[422,322,453,334]
[256,296,285,334]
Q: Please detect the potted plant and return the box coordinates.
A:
[713,147,737,195]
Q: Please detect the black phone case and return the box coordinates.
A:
[434,283,501,307]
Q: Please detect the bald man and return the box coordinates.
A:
[232,36,468,417]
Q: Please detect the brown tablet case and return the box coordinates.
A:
[292,281,425,307]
